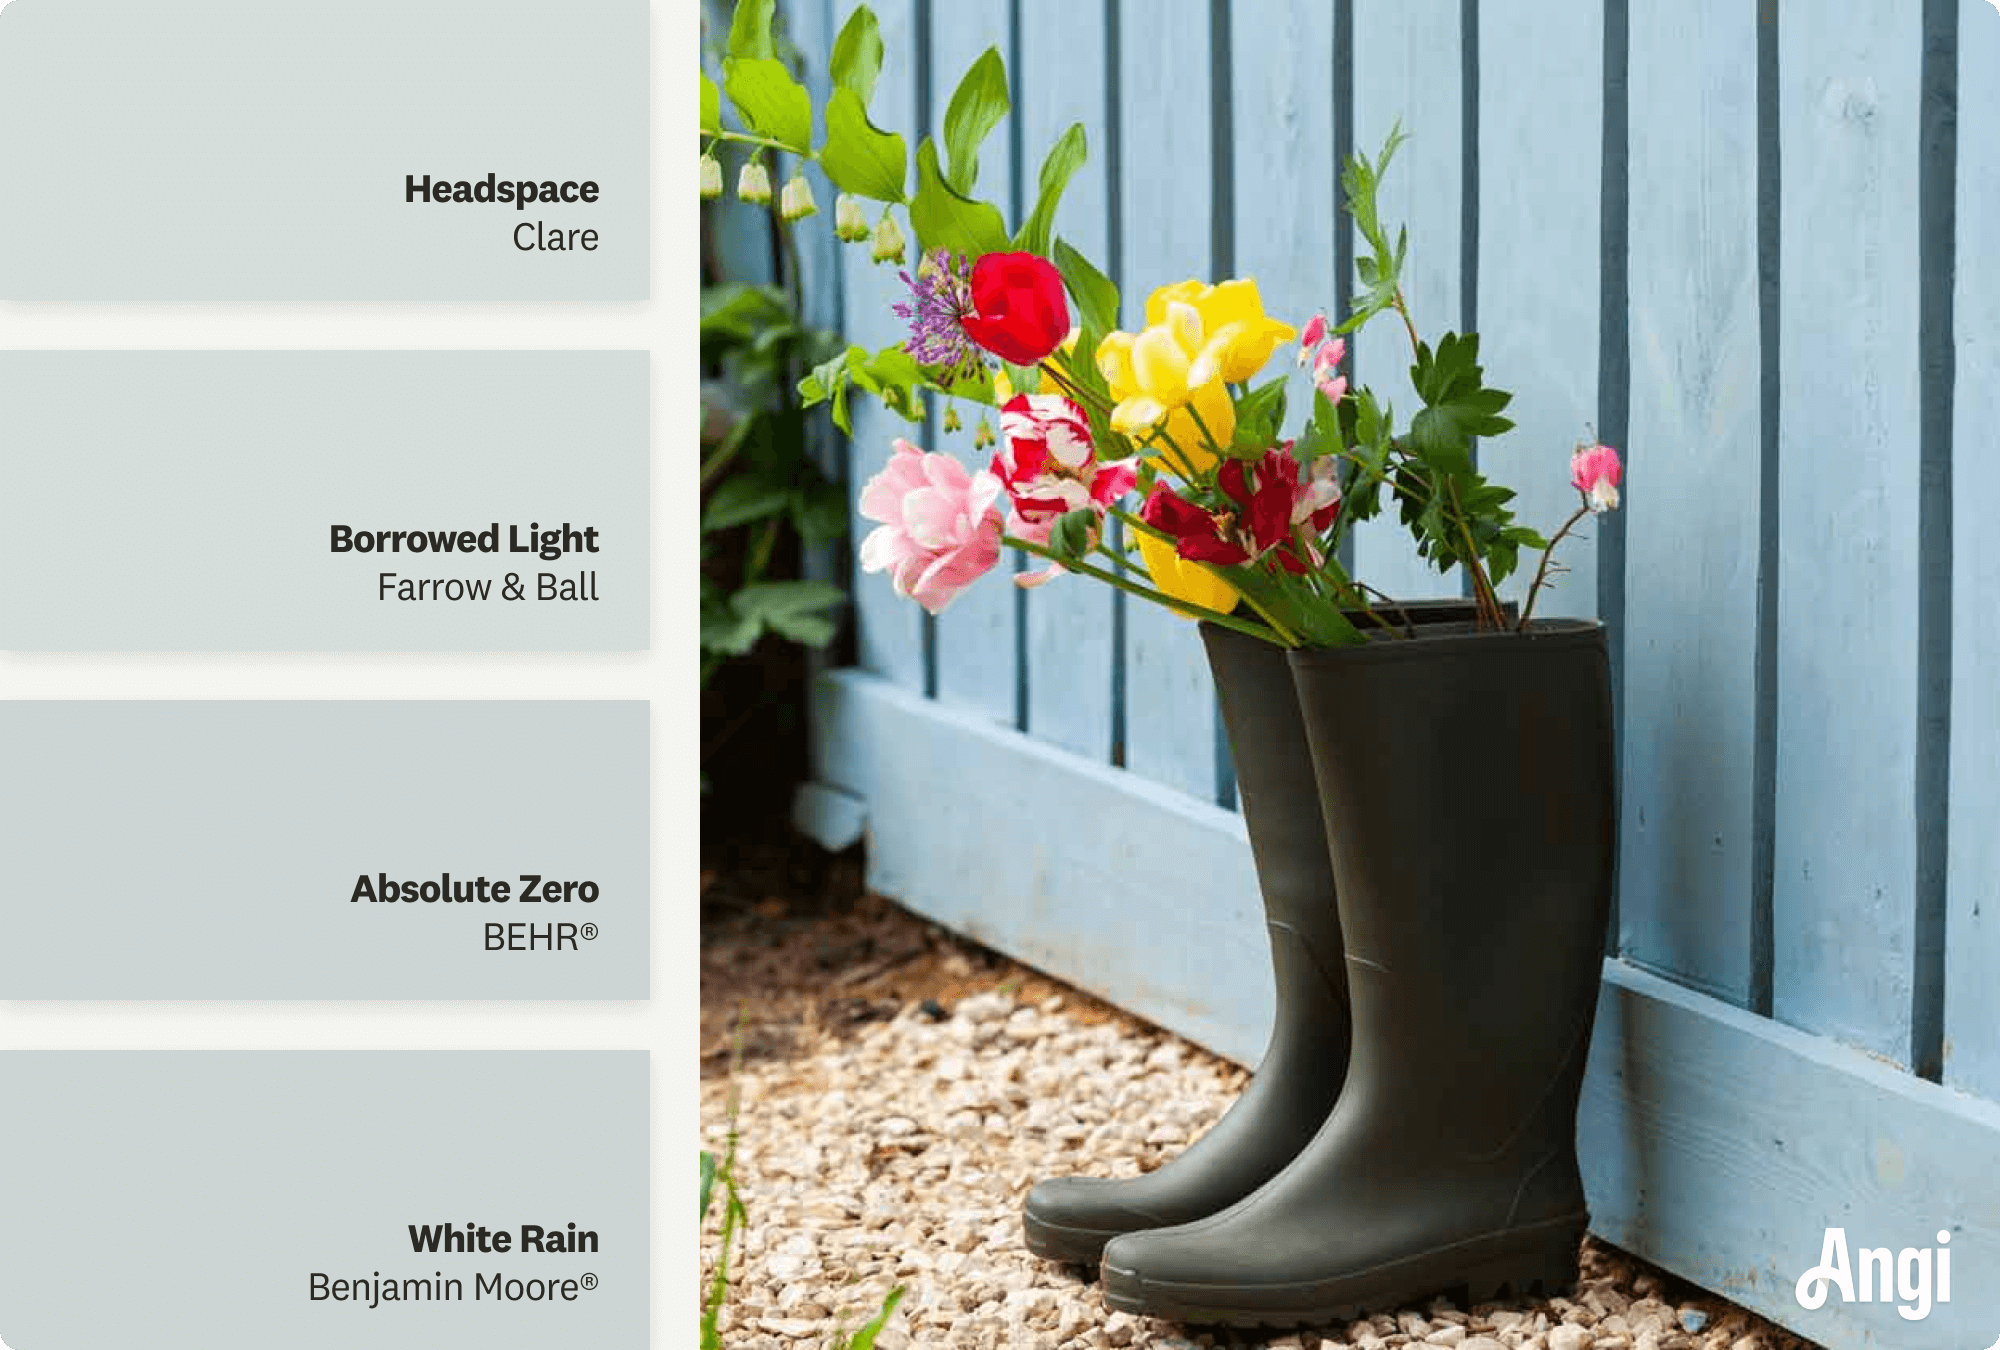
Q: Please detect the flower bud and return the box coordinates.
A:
[973,417,996,450]
[942,405,963,434]
[699,154,723,201]
[834,193,869,241]
[737,161,772,205]
[870,210,907,265]
[780,173,818,221]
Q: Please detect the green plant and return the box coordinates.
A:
[700,280,850,694]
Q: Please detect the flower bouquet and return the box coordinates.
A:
[702,0,1623,1328]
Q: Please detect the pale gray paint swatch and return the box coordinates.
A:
[0,701,649,999]
[0,1051,648,1348]
[0,0,647,299]
[0,352,649,650]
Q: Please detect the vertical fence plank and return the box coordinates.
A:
[792,0,846,616]
[1118,0,1220,800]
[1617,0,1762,1005]
[1478,2,1602,616]
[1020,0,1117,762]
[1774,8,1924,1062]
[1351,0,1463,602]
[927,4,1019,724]
[1948,0,1997,1096]
[836,0,926,688]
[1229,0,1334,440]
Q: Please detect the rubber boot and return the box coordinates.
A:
[1100,620,1615,1325]
[1023,602,1476,1266]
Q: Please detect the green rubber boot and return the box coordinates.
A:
[1025,602,1477,1267]
[1100,621,1615,1326]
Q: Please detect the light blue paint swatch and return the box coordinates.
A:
[0,352,649,651]
[0,0,647,299]
[0,1051,648,1349]
[0,701,649,999]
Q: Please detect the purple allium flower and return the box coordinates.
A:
[894,249,988,384]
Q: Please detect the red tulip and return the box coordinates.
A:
[959,252,1072,366]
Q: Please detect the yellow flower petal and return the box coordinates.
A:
[992,367,1015,402]
[1096,331,1139,400]
[1188,321,1248,390]
[1131,324,1192,406]
[1137,529,1240,617]
[1145,279,1206,327]
[1111,395,1169,437]
[1196,278,1266,331]
[1215,317,1299,383]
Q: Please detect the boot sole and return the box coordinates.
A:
[1022,1211,1120,1267]
[1100,1213,1586,1327]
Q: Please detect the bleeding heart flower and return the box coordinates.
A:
[1570,443,1623,513]
[858,439,1006,614]
[1311,336,1349,403]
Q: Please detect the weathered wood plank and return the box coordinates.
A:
[1617,0,1763,1006]
[1773,6,1923,1063]
[928,4,1018,725]
[1583,961,2000,1350]
[1019,0,1117,762]
[1229,0,1334,434]
[813,668,1271,1063]
[1117,0,1222,800]
[1947,0,2000,1097]
[1350,0,1463,602]
[835,0,926,688]
[1477,0,1602,616]
[814,667,2000,1349]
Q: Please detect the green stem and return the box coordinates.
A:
[1103,507,1306,647]
[1518,502,1591,630]
[1004,534,1287,646]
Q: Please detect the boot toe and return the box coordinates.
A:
[1023,1177,1172,1265]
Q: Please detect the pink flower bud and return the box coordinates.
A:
[1570,443,1623,513]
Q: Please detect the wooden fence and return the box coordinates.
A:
[771,3,2000,1345]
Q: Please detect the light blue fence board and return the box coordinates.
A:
[1116,0,1223,801]
[1477,0,1603,617]
[1019,0,1117,763]
[1351,0,1462,602]
[928,4,1018,726]
[1947,0,2000,1099]
[1617,0,1763,1007]
[1773,7,1924,1064]
[835,0,926,688]
[1228,0,1334,457]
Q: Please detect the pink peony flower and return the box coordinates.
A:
[990,393,1136,587]
[1570,443,1622,513]
[858,439,1006,614]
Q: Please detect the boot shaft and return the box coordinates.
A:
[1288,621,1616,1156]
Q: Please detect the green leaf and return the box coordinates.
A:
[829,7,884,101]
[699,1151,718,1221]
[700,600,761,656]
[703,476,793,532]
[701,73,722,135]
[791,481,851,544]
[1046,507,1099,563]
[822,87,906,201]
[909,138,1010,257]
[1013,123,1087,257]
[727,0,776,59]
[723,57,813,153]
[734,580,848,647]
[701,282,791,340]
[1052,237,1119,334]
[941,48,1010,194]
[843,1289,907,1350]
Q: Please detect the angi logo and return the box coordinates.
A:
[1795,1228,1952,1322]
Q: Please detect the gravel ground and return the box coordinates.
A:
[700,881,1822,1350]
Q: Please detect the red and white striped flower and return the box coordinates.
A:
[990,393,1136,587]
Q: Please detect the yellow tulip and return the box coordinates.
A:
[1136,528,1239,617]
[1095,304,1237,476]
[1145,277,1298,385]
